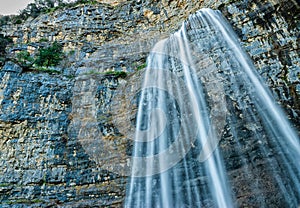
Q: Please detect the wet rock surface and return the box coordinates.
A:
[0,63,127,207]
[0,0,299,207]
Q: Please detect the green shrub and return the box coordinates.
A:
[82,70,127,78]
[34,66,61,74]
[35,41,64,67]
[105,70,127,78]
[68,50,76,55]
[0,15,10,26]
[14,19,22,24]
[0,34,13,67]
[16,51,34,69]
[39,38,48,42]
[136,63,147,71]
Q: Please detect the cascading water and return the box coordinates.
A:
[125,8,300,207]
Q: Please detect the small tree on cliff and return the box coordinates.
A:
[35,41,64,67]
[0,34,12,67]
[16,51,35,70]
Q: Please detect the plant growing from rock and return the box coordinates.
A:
[104,70,127,78]
[136,63,147,71]
[35,41,64,67]
[0,34,13,67]
[83,70,127,78]
[16,51,35,70]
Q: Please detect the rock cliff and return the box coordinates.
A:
[0,0,299,207]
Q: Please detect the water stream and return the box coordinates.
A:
[125,8,300,207]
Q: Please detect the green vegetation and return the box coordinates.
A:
[68,50,76,56]
[16,51,35,70]
[4,198,44,205]
[14,19,22,24]
[34,66,61,74]
[35,41,64,68]
[0,34,13,67]
[104,70,127,78]
[38,38,49,43]
[136,63,147,71]
[83,70,127,78]
[0,15,10,26]
[73,0,98,5]
[66,75,76,79]
[12,41,63,74]
[0,0,100,27]
[83,70,100,75]
[0,183,11,187]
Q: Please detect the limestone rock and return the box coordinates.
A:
[0,0,299,207]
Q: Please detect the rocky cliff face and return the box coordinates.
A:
[216,0,300,129]
[0,0,299,207]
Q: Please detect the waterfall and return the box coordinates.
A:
[124,8,300,207]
